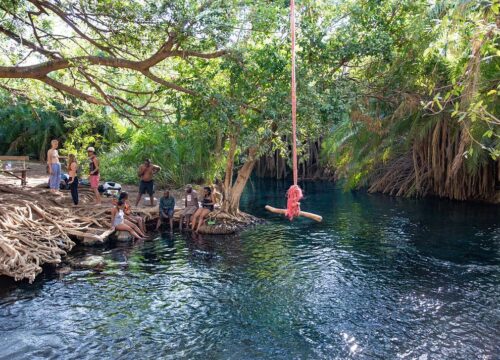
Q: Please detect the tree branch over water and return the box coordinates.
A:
[0,0,229,122]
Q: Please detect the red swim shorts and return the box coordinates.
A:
[89,175,100,189]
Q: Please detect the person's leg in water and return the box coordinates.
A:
[127,215,145,233]
[168,209,174,232]
[135,216,146,233]
[125,219,146,237]
[195,209,210,232]
[115,223,145,240]
[179,214,184,231]
[156,212,166,231]
[190,208,202,230]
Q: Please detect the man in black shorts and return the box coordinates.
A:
[135,159,161,206]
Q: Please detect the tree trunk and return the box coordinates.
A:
[222,147,258,215]
[223,134,238,205]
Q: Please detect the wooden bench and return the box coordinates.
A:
[0,156,30,186]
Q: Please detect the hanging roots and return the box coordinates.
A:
[368,116,499,201]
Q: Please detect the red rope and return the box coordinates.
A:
[286,184,303,220]
[286,0,302,221]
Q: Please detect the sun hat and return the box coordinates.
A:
[87,146,95,152]
[185,184,193,190]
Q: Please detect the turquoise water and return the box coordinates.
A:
[0,180,499,359]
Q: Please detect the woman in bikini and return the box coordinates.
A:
[191,186,216,233]
[112,192,147,237]
[111,201,146,240]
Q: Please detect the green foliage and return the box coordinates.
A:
[0,91,122,162]
[100,121,220,187]
[0,0,496,199]
[322,0,499,188]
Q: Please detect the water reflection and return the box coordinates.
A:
[0,180,498,359]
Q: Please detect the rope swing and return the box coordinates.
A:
[265,0,322,222]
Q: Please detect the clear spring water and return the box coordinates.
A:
[0,180,499,359]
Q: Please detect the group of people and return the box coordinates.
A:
[156,184,216,233]
[47,141,217,239]
[47,139,101,205]
[112,183,216,238]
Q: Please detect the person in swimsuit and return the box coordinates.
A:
[191,186,216,232]
[135,159,161,207]
[47,139,63,192]
[87,147,101,205]
[113,192,147,236]
[67,154,79,205]
[110,200,146,240]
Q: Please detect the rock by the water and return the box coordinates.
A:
[115,231,133,241]
[73,255,106,268]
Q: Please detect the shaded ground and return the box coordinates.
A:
[0,161,185,208]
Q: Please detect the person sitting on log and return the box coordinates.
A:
[112,192,147,237]
[179,184,198,231]
[191,186,216,233]
[156,189,175,232]
[135,159,161,207]
[111,200,146,240]
[118,192,146,235]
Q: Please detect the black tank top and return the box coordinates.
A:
[89,156,99,175]
[202,195,214,211]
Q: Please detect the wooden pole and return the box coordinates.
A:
[265,205,323,222]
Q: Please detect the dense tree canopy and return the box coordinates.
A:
[0,0,498,208]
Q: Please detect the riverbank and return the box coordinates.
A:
[0,162,260,282]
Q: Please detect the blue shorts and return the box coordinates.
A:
[160,208,174,218]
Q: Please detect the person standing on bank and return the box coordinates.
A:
[135,159,161,207]
[67,154,79,206]
[87,147,101,205]
[47,139,64,193]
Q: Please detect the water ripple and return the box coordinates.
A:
[0,181,499,359]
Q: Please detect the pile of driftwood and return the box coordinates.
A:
[0,185,115,282]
